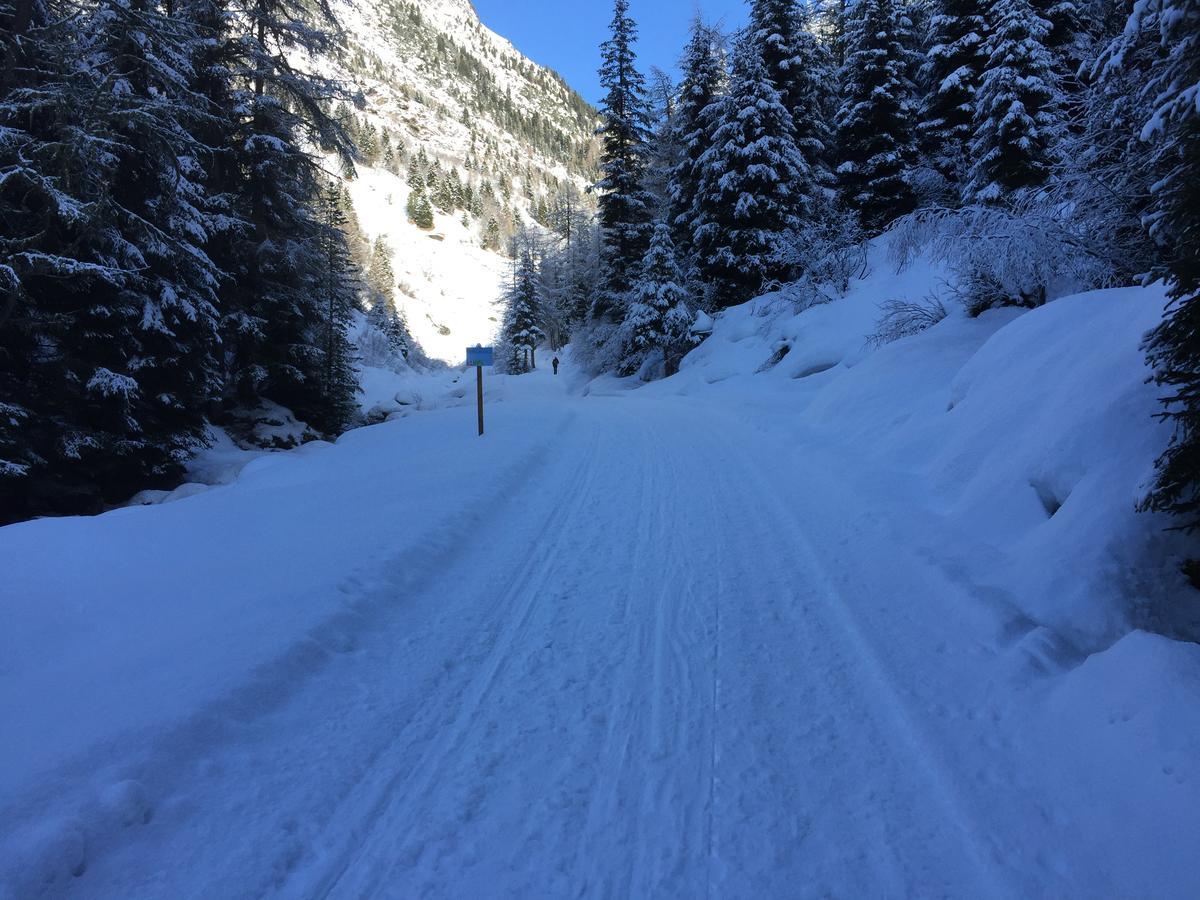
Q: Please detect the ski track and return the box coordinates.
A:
[43,391,1087,899]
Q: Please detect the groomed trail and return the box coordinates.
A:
[3,364,1195,898]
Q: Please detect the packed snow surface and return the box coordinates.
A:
[2,254,1198,898]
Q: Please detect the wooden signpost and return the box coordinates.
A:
[466,345,494,436]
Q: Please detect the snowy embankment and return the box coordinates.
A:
[660,244,1190,647]
[2,240,1199,897]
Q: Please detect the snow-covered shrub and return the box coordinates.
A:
[888,201,1124,316]
[570,319,627,376]
[776,211,870,310]
[868,295,950,347]
[907,164,959,210]
[356,321,403,371]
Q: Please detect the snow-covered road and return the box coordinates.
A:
[4,364,1199,898]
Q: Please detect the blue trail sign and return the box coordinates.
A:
[466,345,494,367]
[466,346,493,436]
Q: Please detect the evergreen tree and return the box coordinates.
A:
[595,0,654,316]
[692,35,809,308]
[0,0,221,517]
[816,0,849,70]
[408,147,429,190]
[965,0,1061,203]
[483,217,502,251]
[0,0,98,516]
[368,297,411,360]
[500,246,545,372]
[668,16,726,258]
[834,0,919,231]
[919,0,989,182]
[1114,0,1200,527]
[748,0,834,191]
[367,235,396,306]
[316,183,361,433]
[407,187,435,229]
[621,223,690,376]
[1032,0,1083,79]
[643,66,680,215]
[359,120,379,165]
[218,0,358,427]
[381,129,397,171]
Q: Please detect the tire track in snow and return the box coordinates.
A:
[699,424,1016,898]
[308,425,608,899]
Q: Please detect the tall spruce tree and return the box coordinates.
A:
[918,0,989,183]
[1,0,94,516]
[407,186,435,229]
[692,34,809,308]
[621,222,691,376]
[367,235,396,307]
[501,246,545,372]
[834,0,919,231]
[218,0,358,426]
[0,0,221,518]
[748,0,834,193]
[595,0,654,316]
[1113,0,1200,527]
[668,17,726,259]
[316,182,361,433]
[965,0,1061,203]
[80,0,223,489]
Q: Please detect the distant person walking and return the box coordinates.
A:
[552,356,560,376]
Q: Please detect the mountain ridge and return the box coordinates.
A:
[321,0,600,362]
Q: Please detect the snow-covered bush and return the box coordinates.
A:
[868,295,950,347]
[887,201,1124,315]
[776,211,870,310]
[570,319,628,376]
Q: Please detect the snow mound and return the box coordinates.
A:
[658,239,1191,647]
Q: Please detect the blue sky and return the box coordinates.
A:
[472,0,749,105]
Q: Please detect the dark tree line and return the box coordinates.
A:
[0,0,364,522]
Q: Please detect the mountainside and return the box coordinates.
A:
[325,0,599,362]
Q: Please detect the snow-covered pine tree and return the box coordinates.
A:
[1107,0,1200,527]
[367,235,396,307]
[834,0,919,232]
[621,222,690,376]
[643,66,681,217]
[0,0,221,518]
[81,0,223,482]
[918,0,989,183]
[594,0,654,317]
[815,0,849,70]
[407,187,435,229]
[1032,0,1082,79]
[0,0,83,516]
[748,0,834,194]
[965,0,1061,203]
[408,147,429,190]
[381,129,396,171]
[500,245,545,372]
[217,0,359,429]
[363,234,411,360]
[317,182,361,433]
[667,16,726,260]
[692,34,809,308]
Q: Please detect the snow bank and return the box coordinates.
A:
[1029,629,1200,896]
[656,240,1189,648]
